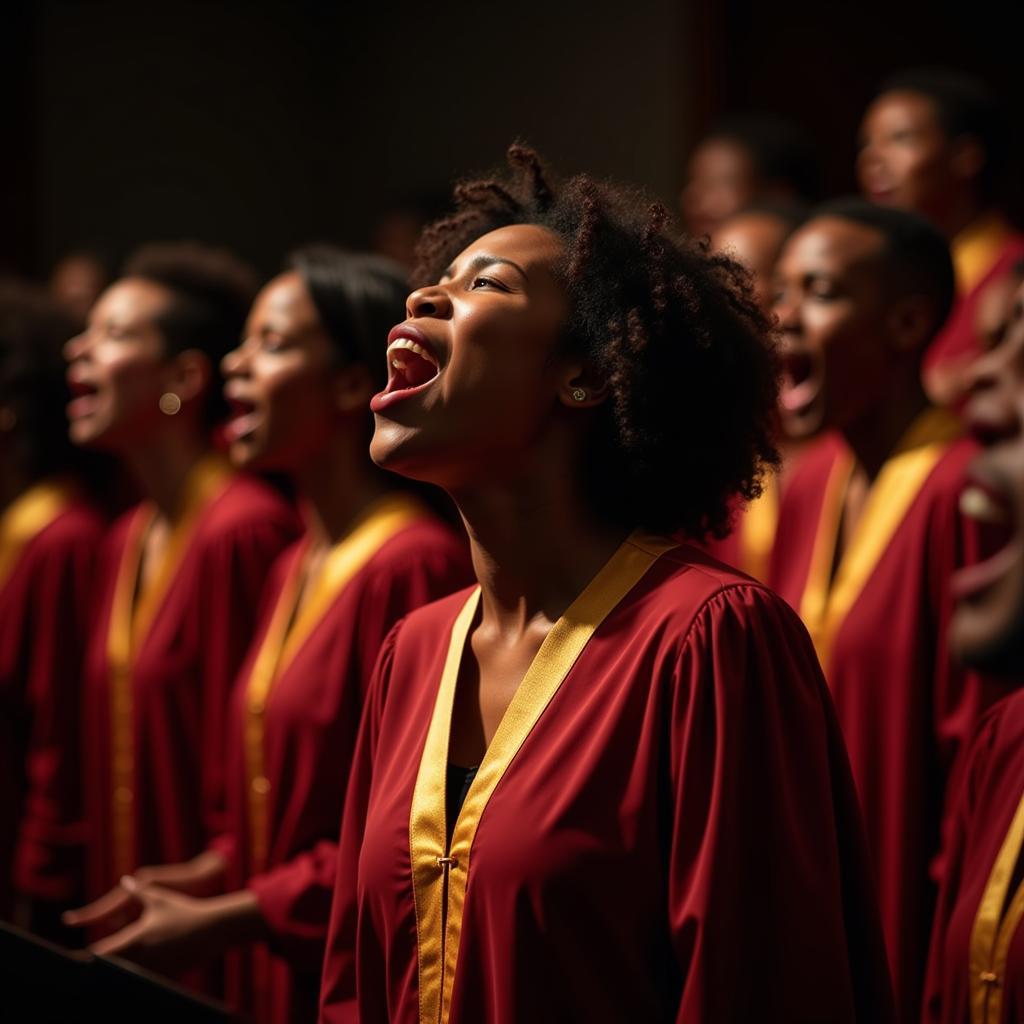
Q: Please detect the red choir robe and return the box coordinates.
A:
[320,532,895,1024]
[0,480,103,917]
[923,215,1024,385]
[924,691,1024,1024]
[82,456,296,898]
[213,495,472,1024]
[768,407,1010,1023]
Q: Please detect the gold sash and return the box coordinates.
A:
[408,530,678,1024]
[243,494,423,870]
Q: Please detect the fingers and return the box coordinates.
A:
[90,918,148,961]
[62,882,136,929]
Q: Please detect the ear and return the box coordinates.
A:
[883,294,934,356]
[165,350,211,405]
[332,362,375,414]
[949,135,985,185]
[557,361,609,410]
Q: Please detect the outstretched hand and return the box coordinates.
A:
[88,876,218,974]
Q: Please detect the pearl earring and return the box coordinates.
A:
[159,393,182,416]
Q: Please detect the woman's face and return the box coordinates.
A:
[221,272,342,472]
[681,138,757,240]
[950,279,1024,674]
[772,217,895,441]
[369,223,572,490]
[64,278,176,451]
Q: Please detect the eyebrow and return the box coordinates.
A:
[442,253,530,283]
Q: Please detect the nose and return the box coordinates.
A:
[63,330,89,363]
[221,338,250,378]
[406,285,452,320]
[773,289,800,336]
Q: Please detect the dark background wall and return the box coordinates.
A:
[6,0,1023,278]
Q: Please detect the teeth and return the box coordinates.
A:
[960,486,1010,524]
[387,338,438,367]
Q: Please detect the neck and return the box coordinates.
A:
[936,194,988,242]
[450,460,629,637]
[292,430,391,550]
[841,374,929,482]
[122,426,210,521]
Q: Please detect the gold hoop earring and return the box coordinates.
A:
[571,388,587,402]
[159,393,182,416]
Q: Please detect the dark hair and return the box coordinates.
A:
[286,246,408,393]
[811,198,956,336]
[733,199,809,235]
[414,145,780,540]
[704,114,820,202]
[123,241,259,423]
[877,68,1006,198]
[0,280,78,479]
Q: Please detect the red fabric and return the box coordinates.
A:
[0,497,103,913]
[82,475,296,897]
[769,436,1011,1023]
[217,519,472,1024]
[320,545,894,1023]
[924,691,1024,1024]
[923,232,1024,375]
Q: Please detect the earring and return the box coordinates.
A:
[159,393,182,416]
[571,388,587,402]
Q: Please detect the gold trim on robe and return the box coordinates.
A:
[242,494,424,870]
[969,790,1024,1024]
[738,472,779,583]
[799,407,961,672]
[408,530,679,1024]
[105,455,233,880]
[0,478,73,592]
[953,213,1013,296]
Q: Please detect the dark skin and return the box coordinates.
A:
[858,90,992,408]
[950,279,1024,674]
[371,223,623,764]
[681,138,759,240]
[858,90,987,241]
[774,217,934,560]
[64,272,388,971]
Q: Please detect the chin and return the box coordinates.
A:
[951,586,1024,678]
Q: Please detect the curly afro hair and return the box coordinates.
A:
[413,145,780,541]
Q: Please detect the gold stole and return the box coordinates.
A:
[105,456,232,880]
[738,472,779,583]
[408,530,678,1024]
[799,407,961,672]
[243,494,423,871]
[953,213,1013,295]
[969,791,1024,1024]
[0,479,73,592]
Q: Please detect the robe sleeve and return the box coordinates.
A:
[248,546,469,974]
[319,623,401,1024]
[921,700,1006,1024]
[198,519,293,844]
[668,584,894,1023]
[13,525,97,905]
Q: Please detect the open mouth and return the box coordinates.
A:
[778,351,818,415]
[66,375,99,420]
[223,396,260,443]
[370,331,441,413]
[951,470,1022,601]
